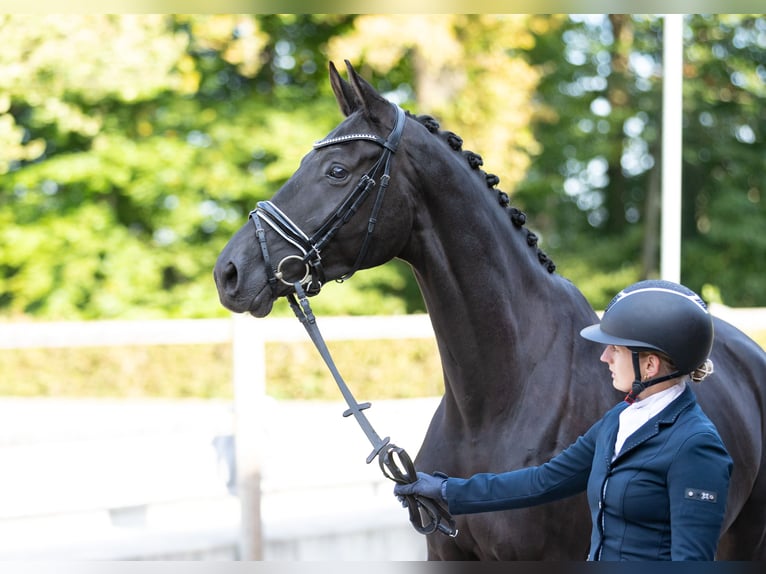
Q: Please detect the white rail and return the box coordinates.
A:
[0,307,762,560]
[0,313,436,560]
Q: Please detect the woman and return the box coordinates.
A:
[395,280,733,561]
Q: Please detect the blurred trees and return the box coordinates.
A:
[515,14,765,306]
[681,15,766,306]
[1,15,350,318]
[1,14,764,320]
[327,14,544,187]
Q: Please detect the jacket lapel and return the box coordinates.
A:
[612,385,695,462]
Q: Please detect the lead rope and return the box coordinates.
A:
[286,281,458,537]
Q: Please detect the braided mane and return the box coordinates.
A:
[411,112,555,274]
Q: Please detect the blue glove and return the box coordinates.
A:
[393,471,448,503]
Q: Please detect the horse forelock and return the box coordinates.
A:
[410,112,556,274]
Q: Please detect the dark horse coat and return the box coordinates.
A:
[214,61,766,560]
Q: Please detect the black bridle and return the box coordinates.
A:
[249,104,406,298]
[246,104,458,538]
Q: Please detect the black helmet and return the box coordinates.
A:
[580,279,714,375]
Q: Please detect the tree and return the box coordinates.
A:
[1,15,200,318]
[516,14,765,308]
[2,14,763,320]
[681,14,766,306]
[328,14,543,188]
[0,15,355,319]
[2,14,544,319]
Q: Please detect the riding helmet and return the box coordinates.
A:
[580,280,714,374]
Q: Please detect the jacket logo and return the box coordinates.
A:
[685,488,718,503]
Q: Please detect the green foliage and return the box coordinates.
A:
[1,15,764,324]
[328,14,542,188]
[516,15,765,308]
[680,15,766,306]
[1,15,340,319]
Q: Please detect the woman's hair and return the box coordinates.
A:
[690,359,715,383]
[643,351,715,384]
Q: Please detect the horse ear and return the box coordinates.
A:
[329,61,358,117]
[344,59,389,122]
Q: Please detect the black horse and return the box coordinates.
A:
[214,61,766,560]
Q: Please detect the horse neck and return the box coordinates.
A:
[403,172,597,428]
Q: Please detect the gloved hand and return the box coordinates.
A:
[393,471,448,503]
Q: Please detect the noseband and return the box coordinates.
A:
[249,104,406,298]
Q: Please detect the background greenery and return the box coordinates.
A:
[0,338,444,400]
[2,14,764,322]
[1,15,764,400]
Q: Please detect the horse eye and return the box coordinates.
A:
[327,164,349,180]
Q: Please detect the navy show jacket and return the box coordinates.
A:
[445,384,733,560]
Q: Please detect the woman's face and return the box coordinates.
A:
[600,345,637,393]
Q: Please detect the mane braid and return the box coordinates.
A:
[412,112,556,273]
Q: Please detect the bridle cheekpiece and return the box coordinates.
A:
[249,104,406,298]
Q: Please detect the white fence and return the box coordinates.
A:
[0,305,762,560]
[0,313,437,560]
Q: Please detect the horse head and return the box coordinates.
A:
[214,61,416,317]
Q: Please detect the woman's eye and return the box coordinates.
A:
[328,165,349,179]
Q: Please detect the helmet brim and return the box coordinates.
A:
[580,324,660,353]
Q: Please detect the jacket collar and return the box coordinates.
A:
[612,383,695,462]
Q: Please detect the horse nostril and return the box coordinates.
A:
[222,261,239,295]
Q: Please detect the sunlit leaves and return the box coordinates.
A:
[1,15,190,102]
[1,14,764,321]
[0,13,355,319]
[176,14,267,78]
[327,14,541,188]
[517,14,765,307]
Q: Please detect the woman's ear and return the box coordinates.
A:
[643,353,662,378]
